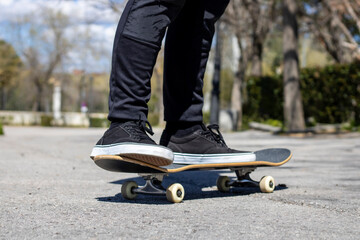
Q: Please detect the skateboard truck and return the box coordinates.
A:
[133,174,167,195]
[234,168,260,188]
[216,168,276,193]
[121,173,185,203]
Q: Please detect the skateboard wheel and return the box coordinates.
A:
[216,176,231,192]
[121,181,138,200]
[166,183,185,203]
[259,176,275,193]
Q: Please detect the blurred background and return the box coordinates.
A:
[0,0,359,134]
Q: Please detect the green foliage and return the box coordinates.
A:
[40,115,53,127]
[203,111,210,124]
[0,39,22,109]
[0,40,22,86]
[148,93,158,113]
[341,120,360,132]
[300,62,360,125]
[0,120,4,135]
[263,119,283,128]
[89,117,110,128]
[243,61,360,126]
[0,115,13,125]
[147,93,161,127]
[243,75,283,122]
[148,112,159,127]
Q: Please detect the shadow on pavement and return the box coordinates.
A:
[96,171,288,204]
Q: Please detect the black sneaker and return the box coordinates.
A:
[90,120,173,166]
[160,124,255,164]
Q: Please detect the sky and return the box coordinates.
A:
[0,0,123,73]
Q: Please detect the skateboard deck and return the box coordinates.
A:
[93,148,292,203]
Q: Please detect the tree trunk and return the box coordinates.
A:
[251,36,263,77]
[88,76,94,113]
[36,84,43,112]
[283,0,305,131]
[157,81,164,127]
[231,74,242,130]
[210,22,222,125]
[152,49,165,127]
[155,68,164,127]
[231,33,249,130]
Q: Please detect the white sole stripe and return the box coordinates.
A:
[173,152,256,164]
[90,143,174,161]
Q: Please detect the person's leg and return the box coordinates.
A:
[160,0,256,164]
[163,0,229,123]
[108,0,185,122]
[91,0,186,166]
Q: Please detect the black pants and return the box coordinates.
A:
[108,0,229,123]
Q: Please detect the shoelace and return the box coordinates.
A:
[201,124,228,147]
[137,119,154,136]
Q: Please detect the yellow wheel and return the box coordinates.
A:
[166,183,185,203]
[121,181,138,200]
[216,176,231,192]
[259,176,275,193]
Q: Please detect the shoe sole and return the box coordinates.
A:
[173,152,256,165]
[90,143,174,166]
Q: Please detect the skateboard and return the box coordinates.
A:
[93,148,292,203]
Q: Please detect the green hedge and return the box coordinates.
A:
[243,75,283,122]
[0,120,3,135]
[40,115,53,127]
[89,117,110,128]
[301,62,360,125]
[243,61,360,125]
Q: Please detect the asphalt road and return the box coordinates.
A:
[0,126,359,239]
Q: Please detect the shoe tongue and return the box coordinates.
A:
[123,121,156,144]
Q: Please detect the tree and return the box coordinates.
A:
[243,0,278,77]
[224,0,251,130]
[283,0,305,131]
[224,0,278,129]
[92,0,125,13]
[301,0,360,63]
[16,9,72,112]
[0,40,22,110]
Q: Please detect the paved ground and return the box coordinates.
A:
[0,126,359,239]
